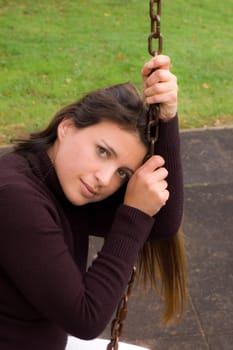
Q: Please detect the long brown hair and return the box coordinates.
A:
[137,227,187,324]
[14,83,148,153]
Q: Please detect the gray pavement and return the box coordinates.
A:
[99,126,233,350]
[0,126,232,349]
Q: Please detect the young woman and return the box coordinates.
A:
[0,55,187,350]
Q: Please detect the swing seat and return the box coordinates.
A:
[66,336,150,350]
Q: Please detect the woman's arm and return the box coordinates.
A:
[141,54,183,239]
[0,183,154,339]
[148,114,184,239]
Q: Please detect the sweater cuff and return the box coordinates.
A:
[102,204,154,262]
[156,114,180,153]
[159,113,179,134]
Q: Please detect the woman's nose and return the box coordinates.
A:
[95,167,115,187]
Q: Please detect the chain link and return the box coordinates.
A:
[147,0,163,156]
[106,267,136,350]
[148,0,162,56]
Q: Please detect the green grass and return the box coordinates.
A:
[0,0,233,144]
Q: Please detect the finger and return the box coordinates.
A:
[144,79,177,99]
[162,189,170,205]
[140,155,165,172]
[161,180,168,191]
[142,55,171,76]
[154,187,170,208]
[141,55,171,77]
[146,90,178,106]
[145,69,176,88]
[152,167,168,182]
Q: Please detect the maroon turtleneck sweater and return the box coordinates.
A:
[0,117,183,350]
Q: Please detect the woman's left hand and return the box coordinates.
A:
[141,55,178,122]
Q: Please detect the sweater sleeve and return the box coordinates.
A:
[149,115,184,239]
[0,183,154,339]
[89,115,184,240]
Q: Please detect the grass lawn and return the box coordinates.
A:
[0,0,232,144]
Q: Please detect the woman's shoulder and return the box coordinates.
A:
[0,152,62,230]
[0,151,35,185]
[0,151,52,204]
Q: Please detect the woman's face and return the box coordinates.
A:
[48,119,147,205]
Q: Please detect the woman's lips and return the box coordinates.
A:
[80,179,97,198]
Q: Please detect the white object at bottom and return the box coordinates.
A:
[66,337,150,350]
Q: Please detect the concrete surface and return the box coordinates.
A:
[99,126,233,350]
[0,126,232,349]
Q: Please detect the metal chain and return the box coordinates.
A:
[148,0,163,56]
[106,267,136,350]
[106,3,163,349]
[147,0,163,156]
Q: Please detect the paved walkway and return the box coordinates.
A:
[99,126,233,350]
[0,126,232,349]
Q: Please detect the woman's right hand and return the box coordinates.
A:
[124,155,169,217]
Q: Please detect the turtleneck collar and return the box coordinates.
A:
[24,150,71,207]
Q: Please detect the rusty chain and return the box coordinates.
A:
[106,267,136,350]
[106,2,163,349]
[148,0,162,56]
[147,0,163,156]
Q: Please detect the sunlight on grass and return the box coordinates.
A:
[0,0,232,144]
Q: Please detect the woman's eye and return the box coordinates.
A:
[97,146,109,158]
[118,169,130,181]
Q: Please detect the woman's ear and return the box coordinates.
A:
[57,118,74,141]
